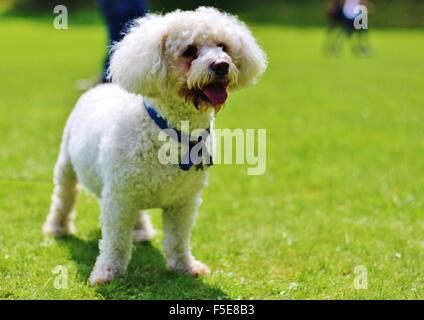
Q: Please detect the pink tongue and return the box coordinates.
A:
[202,84,228,105]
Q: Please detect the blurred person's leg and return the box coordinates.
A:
[98,0,148,83]
[76,0,148,90]
[324,27,345,56]
[343,18,359,55]
[346,19,371,56]
[355,29,371,56]
[324,1,346,56]
[339,15,364,56]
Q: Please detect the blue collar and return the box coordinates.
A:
[143,98,213,171]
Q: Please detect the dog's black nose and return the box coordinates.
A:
[210,61,230,77]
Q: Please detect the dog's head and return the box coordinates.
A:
[109,7,267,113]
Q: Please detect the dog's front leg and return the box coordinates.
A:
[163,198,210,276]
[89,194,138,285]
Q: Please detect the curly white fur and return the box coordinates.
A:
[43,7,266,285]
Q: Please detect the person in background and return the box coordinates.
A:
[324,0,345,55]
[324,0,372,56]
[97,0,149,82]
[77,0,148,90]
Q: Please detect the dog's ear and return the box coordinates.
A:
[233,23,267,88]
[108,15,168,96]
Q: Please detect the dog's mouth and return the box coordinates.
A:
[200,83,228,106]
[182,82,229,113]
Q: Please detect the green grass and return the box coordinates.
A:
[0,15,423,300]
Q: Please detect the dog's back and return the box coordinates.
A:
[63,84,149,197]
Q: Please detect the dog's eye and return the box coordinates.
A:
[218,43,228,52]
[182,45,198,59]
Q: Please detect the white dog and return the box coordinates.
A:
[43,7,266,285]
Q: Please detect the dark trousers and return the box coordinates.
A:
[97,0,148,82]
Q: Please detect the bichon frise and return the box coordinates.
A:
[43,7,267,285]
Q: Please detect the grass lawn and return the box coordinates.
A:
[0,14,423,300]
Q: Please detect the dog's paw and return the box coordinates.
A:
[168,259,211,277]
[89,265,122,286]
[42,222,75,237]
[133,227,156,242]
[186,260,211,277]
[89,274,114,286]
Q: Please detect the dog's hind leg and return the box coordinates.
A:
[43,147,79,237]
[133,211,156,242]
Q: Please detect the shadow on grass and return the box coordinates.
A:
[57,232,227,299]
